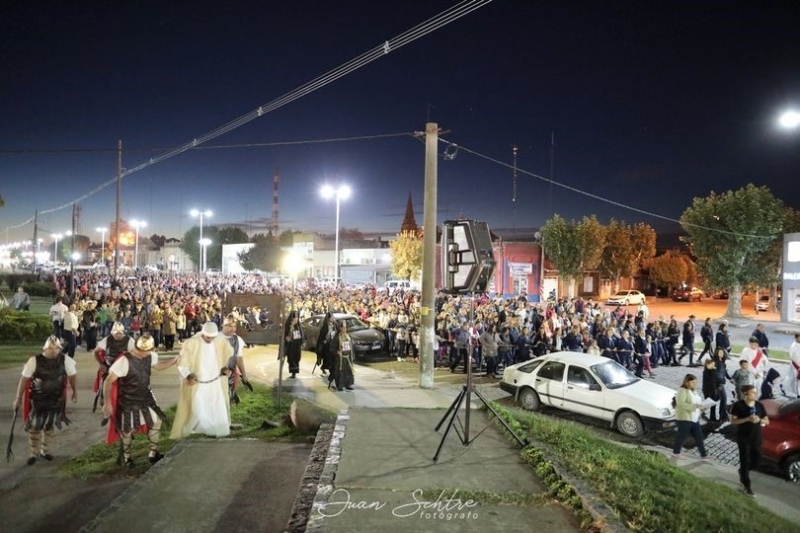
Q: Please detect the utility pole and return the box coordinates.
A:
[419,122,438,389]
[114,140,122,276]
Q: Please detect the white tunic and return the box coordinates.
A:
[183,341,230,437]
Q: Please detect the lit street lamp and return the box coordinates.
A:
[778,109,800,130]
[131,220,147,268]
[191,209,212,272]
[320,184,350,281]
[96,227,107,265]
[52,233,62,263]
[199,238,212,272]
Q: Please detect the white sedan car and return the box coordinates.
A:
[500,352,676,437]
[606,289,646,306]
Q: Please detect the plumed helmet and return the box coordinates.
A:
[111,322,126,335]
[135,334,155,352]
[42,335,62,351]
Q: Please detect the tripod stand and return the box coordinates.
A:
[433,294,528,462]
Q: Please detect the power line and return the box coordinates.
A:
[0,132,414,155]
[4,0,492,232]
[437,137,776,240]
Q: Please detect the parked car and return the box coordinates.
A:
[755,294,781,312]
[761,399,800,484]
[300,313,385,359]
[672,287,704,302]
[606,290,646,306]
[499,352,676,437]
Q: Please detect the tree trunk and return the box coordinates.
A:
[726,283,743,317]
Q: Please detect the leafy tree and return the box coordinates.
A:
[599,219,633,289]
[0,194,4,207]
[208,226,249,269]
[389,230,423,281]
[238,233,283,273]
[179,225,248,270]
[278,229,295,246]
[148,234,167,248]
[339,227,364,240]
[541,214,606,297]
[680,184,785,316]
[630,222,657,282]
[648,251,688,293]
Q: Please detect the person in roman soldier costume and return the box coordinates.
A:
[101,334,171,467]
[221,315,251,405]
[13,336,78,465]
[92,322,136,411]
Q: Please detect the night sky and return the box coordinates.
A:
[2,1,799,245]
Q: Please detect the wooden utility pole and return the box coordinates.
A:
[419,122,438,389]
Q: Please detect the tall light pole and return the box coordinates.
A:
[131,220,147,268]
[320,184,351,281]
[96,227,107,265]
[52,233,62,263]
[191,209,212,272]
[199,238,212,272]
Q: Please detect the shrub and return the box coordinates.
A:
[0,309,52,341]
[4,274,40,291]
[25,282,55,298]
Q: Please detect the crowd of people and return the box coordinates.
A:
[10,268,800,471]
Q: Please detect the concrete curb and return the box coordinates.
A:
[305,410,349,532]
[284,423,335,533]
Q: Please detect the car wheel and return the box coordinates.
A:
[616,411,644,438]
[784,453,800,484]
[518,387,541,411]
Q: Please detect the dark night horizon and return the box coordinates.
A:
[1,1,799,245]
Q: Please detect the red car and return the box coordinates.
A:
[761,399,800,484]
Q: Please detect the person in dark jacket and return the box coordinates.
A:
[711,347,731,422]
[702,358,719,421]
[715,322,731,356]
[681,316,697,367]
[760,367,781,400]
[751,324,770,357]
[315,312,334,375]
[698,318,714,360]
[283,310,303,379]
[666,319,680,366]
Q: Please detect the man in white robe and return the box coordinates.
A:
[741,336,769,395]
[169,322,233,439]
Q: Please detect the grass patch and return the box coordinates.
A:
[491,404,797,532]
[0,341,43,370]
[61,383,306,479]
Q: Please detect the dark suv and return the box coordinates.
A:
[672,287,703,302]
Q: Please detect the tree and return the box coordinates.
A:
[629,222,657,284]
[680,184,785,317]
[389,230,423,281]
[339,227,364,241]
[599,219,633,290]
[238,233,283,273]
[278,229,295,247]
[179,225,249,270]
[541,214,607,297]
[648,251,689,293]
[148,234,167,248]
[0,194,4,207]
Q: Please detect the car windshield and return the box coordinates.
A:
[341,316,368,331]
[610,292,626,298]
[589,360,639,389]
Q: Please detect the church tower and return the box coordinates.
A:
[400,193,420,236]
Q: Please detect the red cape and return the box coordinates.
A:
[104,367,150,445]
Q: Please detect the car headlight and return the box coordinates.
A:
[661,408,672,417]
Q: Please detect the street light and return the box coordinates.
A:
[191,209,212,272]
[96,227,107,265]
[131,220,147,268]
[778,109,800,130]
[52,233,62,263]
[199,238,212,272]
[320,184,351,281]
